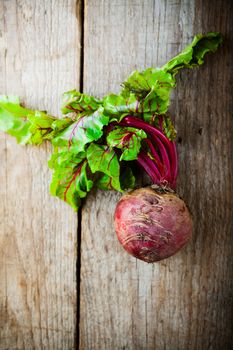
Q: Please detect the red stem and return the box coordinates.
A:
[122,116,171,149]
[119,115,178,189]
[143,138,163,176]
[137,152,161,184]
[153,136,171,183]
[170,142,178,188]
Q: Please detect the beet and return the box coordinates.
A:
[114,186,192,263]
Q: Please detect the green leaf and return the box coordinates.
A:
[162,32,223,75]
[96,167,135,191]
[51,117,74,133]
[0,95,33,144]
[106,126,147,161]
[119,32,222,122]
[27,111,57,145]
[151,115,177,141]
[0,95,59,145]
[96,174,115,191]
[103,93,140,117]
[0,95,33,119]
[162,116,177,141]
[48,149,93,210]
[86,143,122,191]
[122,68,175,98]
[120,167,135,190]
[103,87,172,122]
[120,68,176,117]
[61,90,102,115]
[52,107,109,153]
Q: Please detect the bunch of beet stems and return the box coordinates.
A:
[119,115,178,189]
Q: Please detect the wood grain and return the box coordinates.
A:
[80,0,233,349]
[1,1,232,349]
[0,1,81,348]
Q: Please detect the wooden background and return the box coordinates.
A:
[0,0,232,349]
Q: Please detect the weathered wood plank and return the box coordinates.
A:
[0,1,81,348]
[80,0,233,349]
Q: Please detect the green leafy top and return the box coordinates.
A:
[106,127,147,161]
[0,95,57,145]
[0,32,222,210]
[61,90,102,115]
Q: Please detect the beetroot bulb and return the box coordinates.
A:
[115,186,192,263]
[114,116,193,263]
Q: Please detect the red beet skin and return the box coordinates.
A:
[114,187,192,262]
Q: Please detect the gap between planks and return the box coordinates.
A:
[76,0,85,348]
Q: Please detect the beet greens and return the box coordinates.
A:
[0,32,222,210]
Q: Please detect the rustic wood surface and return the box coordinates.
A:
[0,1,81,349]
[0,0,233,349]
[80,0,233,349]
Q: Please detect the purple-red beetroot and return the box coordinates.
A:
[114,187,192,263]
[114,115,192,262]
